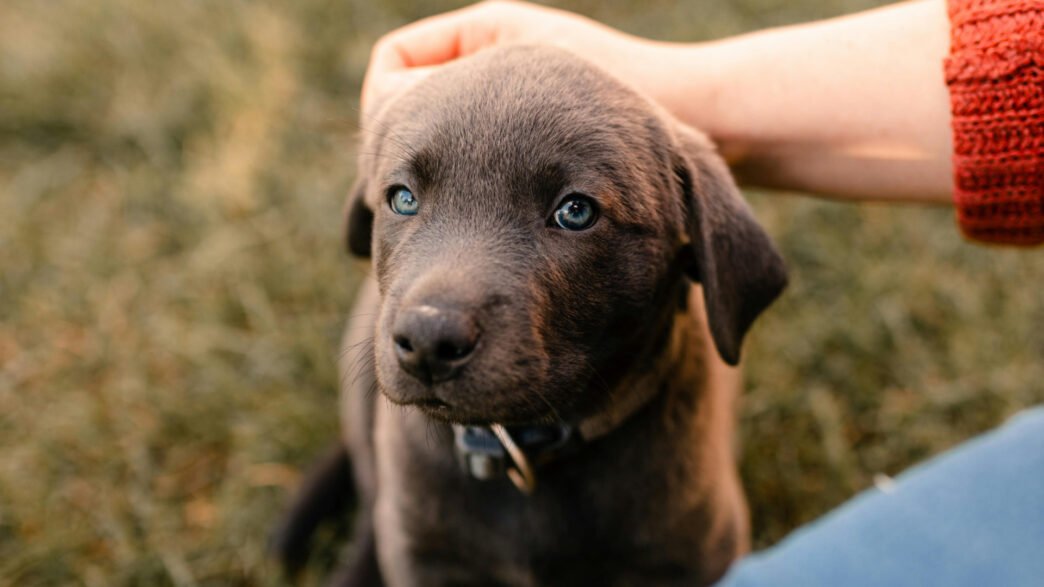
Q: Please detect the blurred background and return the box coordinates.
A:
[1,0,1041,584]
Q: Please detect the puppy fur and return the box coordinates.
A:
[280,45,787,587]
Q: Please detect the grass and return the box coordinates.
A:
[1,0,1041,584]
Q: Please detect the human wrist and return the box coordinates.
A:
[631,40,750,165]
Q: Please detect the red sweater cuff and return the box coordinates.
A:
[945,0,1044,245]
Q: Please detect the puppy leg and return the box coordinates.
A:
[326,517,383,587]
[270,443,355,577]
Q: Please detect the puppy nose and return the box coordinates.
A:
[392,305,479,384]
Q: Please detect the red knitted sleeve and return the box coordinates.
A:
[945,0,1044,245]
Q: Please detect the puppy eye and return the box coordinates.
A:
[389,187,419,216]
[552,195,598,231]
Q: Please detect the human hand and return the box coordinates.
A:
[360,0,956,205]
[361,1,664,120]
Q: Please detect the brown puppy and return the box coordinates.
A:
[275,45,787,586]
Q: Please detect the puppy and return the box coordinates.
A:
[275,45,787,586]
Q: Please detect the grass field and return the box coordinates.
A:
[1,0,1041,584]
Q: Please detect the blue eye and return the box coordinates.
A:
[389,187,419,215]
[552,195,597,231]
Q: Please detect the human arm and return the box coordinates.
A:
[655,0,953,203]
[363,0,953,203]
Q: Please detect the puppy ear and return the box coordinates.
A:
[344,177,373,257]
[674,125,787,365]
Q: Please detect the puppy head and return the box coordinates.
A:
[347,46,785,425]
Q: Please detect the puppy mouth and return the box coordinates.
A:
[410,398,491,424]
[394,394,552,426]
[411,397,452,411]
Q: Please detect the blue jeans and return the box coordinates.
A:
[717,406,1044,587]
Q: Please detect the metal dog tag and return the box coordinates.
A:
[453,425,507,480]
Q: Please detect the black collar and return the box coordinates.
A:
[453,424,578,493]
[451,381,661,494]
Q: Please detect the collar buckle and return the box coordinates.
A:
[453,425,508,481]
[453,424,578,493]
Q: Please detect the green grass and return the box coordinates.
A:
[1,0,1041,584]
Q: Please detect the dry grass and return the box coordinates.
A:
[1,0,1041,584]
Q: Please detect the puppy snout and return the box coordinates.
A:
[392,305,480,384]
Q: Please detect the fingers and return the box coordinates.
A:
[369,2,506,74]
[360,1,580,120]
[362,2,525,118]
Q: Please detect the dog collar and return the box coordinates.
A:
[453,424,577,494]
[452,381,660,494]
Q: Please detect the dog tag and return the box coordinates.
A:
[453,425,507,480]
